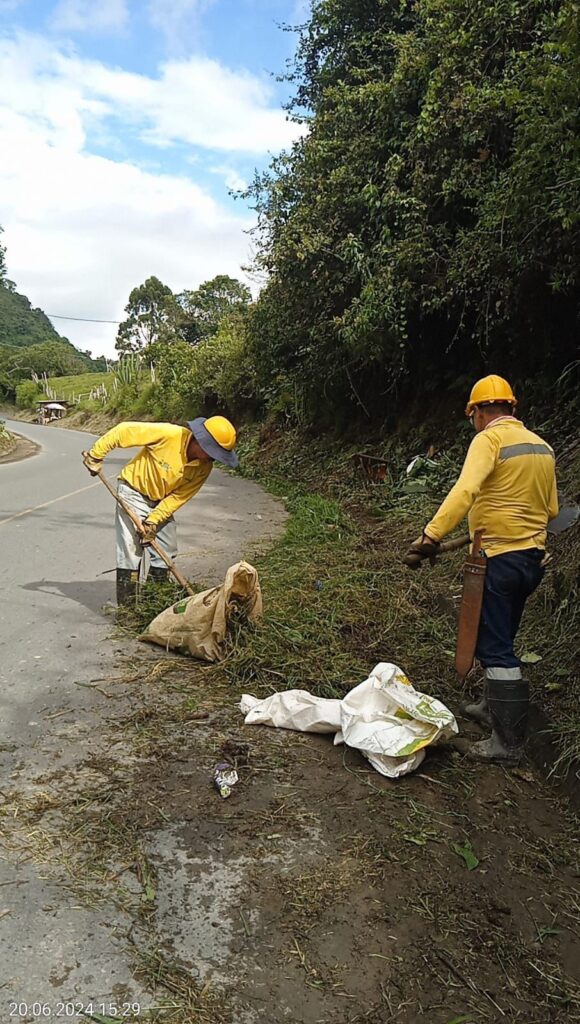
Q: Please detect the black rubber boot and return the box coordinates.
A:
[116,567,139,607]
[461,686,491,728]
[148,566,169,584]
[467,678,529,765]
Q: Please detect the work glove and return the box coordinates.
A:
[403,533,441,569]
[82,451,103,476]
[140,520,158,546]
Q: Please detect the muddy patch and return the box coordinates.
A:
[6,653,578,1023]
[107,679,580,1024]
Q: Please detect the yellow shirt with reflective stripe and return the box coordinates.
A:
[425,418,558,557]
[90,422,212,526]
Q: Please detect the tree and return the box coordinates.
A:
[178,275,251,345]
[0,340,91,400]
[116,276,179,355]
[248,0,580,425]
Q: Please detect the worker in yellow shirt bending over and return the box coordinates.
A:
[83,416,238,606]
[407,375,557,765]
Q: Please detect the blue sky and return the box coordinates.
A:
[0,0,308,355]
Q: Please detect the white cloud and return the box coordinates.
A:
[148,0,215,51]
[51,0,129,34]
[1,32,300,155]
[209,165,247,192]
[0,33,265,357]
[1,116,254,356]
[62,51,299,153]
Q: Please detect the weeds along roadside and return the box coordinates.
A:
[117,417,578,775]
[225,422,579,774]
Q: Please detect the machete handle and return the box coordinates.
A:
[403,534,470,569]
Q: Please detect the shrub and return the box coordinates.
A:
[15,380,41,409]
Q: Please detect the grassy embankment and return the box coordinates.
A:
[13,363,578,769]
[124,412,579,779]
[45,371,113,400]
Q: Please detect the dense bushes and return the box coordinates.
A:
[15,380,41,409]
[245,0,580,427]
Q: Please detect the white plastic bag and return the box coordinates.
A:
[240,663,458,779]
[337,663,458,777]
[240,691,341,734]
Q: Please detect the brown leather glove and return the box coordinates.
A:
[403,533,441,569]
[82,451,103,476]
[140,520,158,546]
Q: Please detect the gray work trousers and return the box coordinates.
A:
[115,481,177,571]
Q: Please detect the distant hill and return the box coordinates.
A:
[0,280,66,349]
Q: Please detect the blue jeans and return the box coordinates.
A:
[475,549,545,670]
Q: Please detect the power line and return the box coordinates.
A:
[47,313,121,324]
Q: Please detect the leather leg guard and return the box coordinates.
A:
[116,567,139,607]
[468,677,529,765]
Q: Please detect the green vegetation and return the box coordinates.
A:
[61,0,579,435]
[115,273,251,356]
[245,0,580,426]
[15,380,42,409]
[45,371,113,402]
[0,227,107,402]
[0,418,14,454]
[0,280,61,350]
[0,339,100,403]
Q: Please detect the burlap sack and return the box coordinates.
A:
[140,560,262,661]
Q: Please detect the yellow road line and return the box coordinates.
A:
[0,480,103,528]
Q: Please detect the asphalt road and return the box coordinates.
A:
[0,419,286,1010]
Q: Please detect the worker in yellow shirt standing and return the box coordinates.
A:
[406,376,558,765]
[82,416,238,606]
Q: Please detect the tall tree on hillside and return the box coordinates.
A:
[249,0,580,424]
[116,276,179,355]
[178,275,251,345]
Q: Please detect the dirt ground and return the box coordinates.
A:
[29,649,576,1024]
[2,414,577,1023]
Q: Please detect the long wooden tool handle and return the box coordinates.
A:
[93,466,196,596]
[441,535,471,555]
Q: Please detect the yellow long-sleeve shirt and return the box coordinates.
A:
[90,422,212,526]
[425,418,558,557]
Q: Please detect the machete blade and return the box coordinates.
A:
[548,505,580,535]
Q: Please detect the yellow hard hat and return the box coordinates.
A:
[465,375,517,417]
[188,416,238,467]
[205,415,237,451]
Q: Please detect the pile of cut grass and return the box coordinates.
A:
[223,484,464,703]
